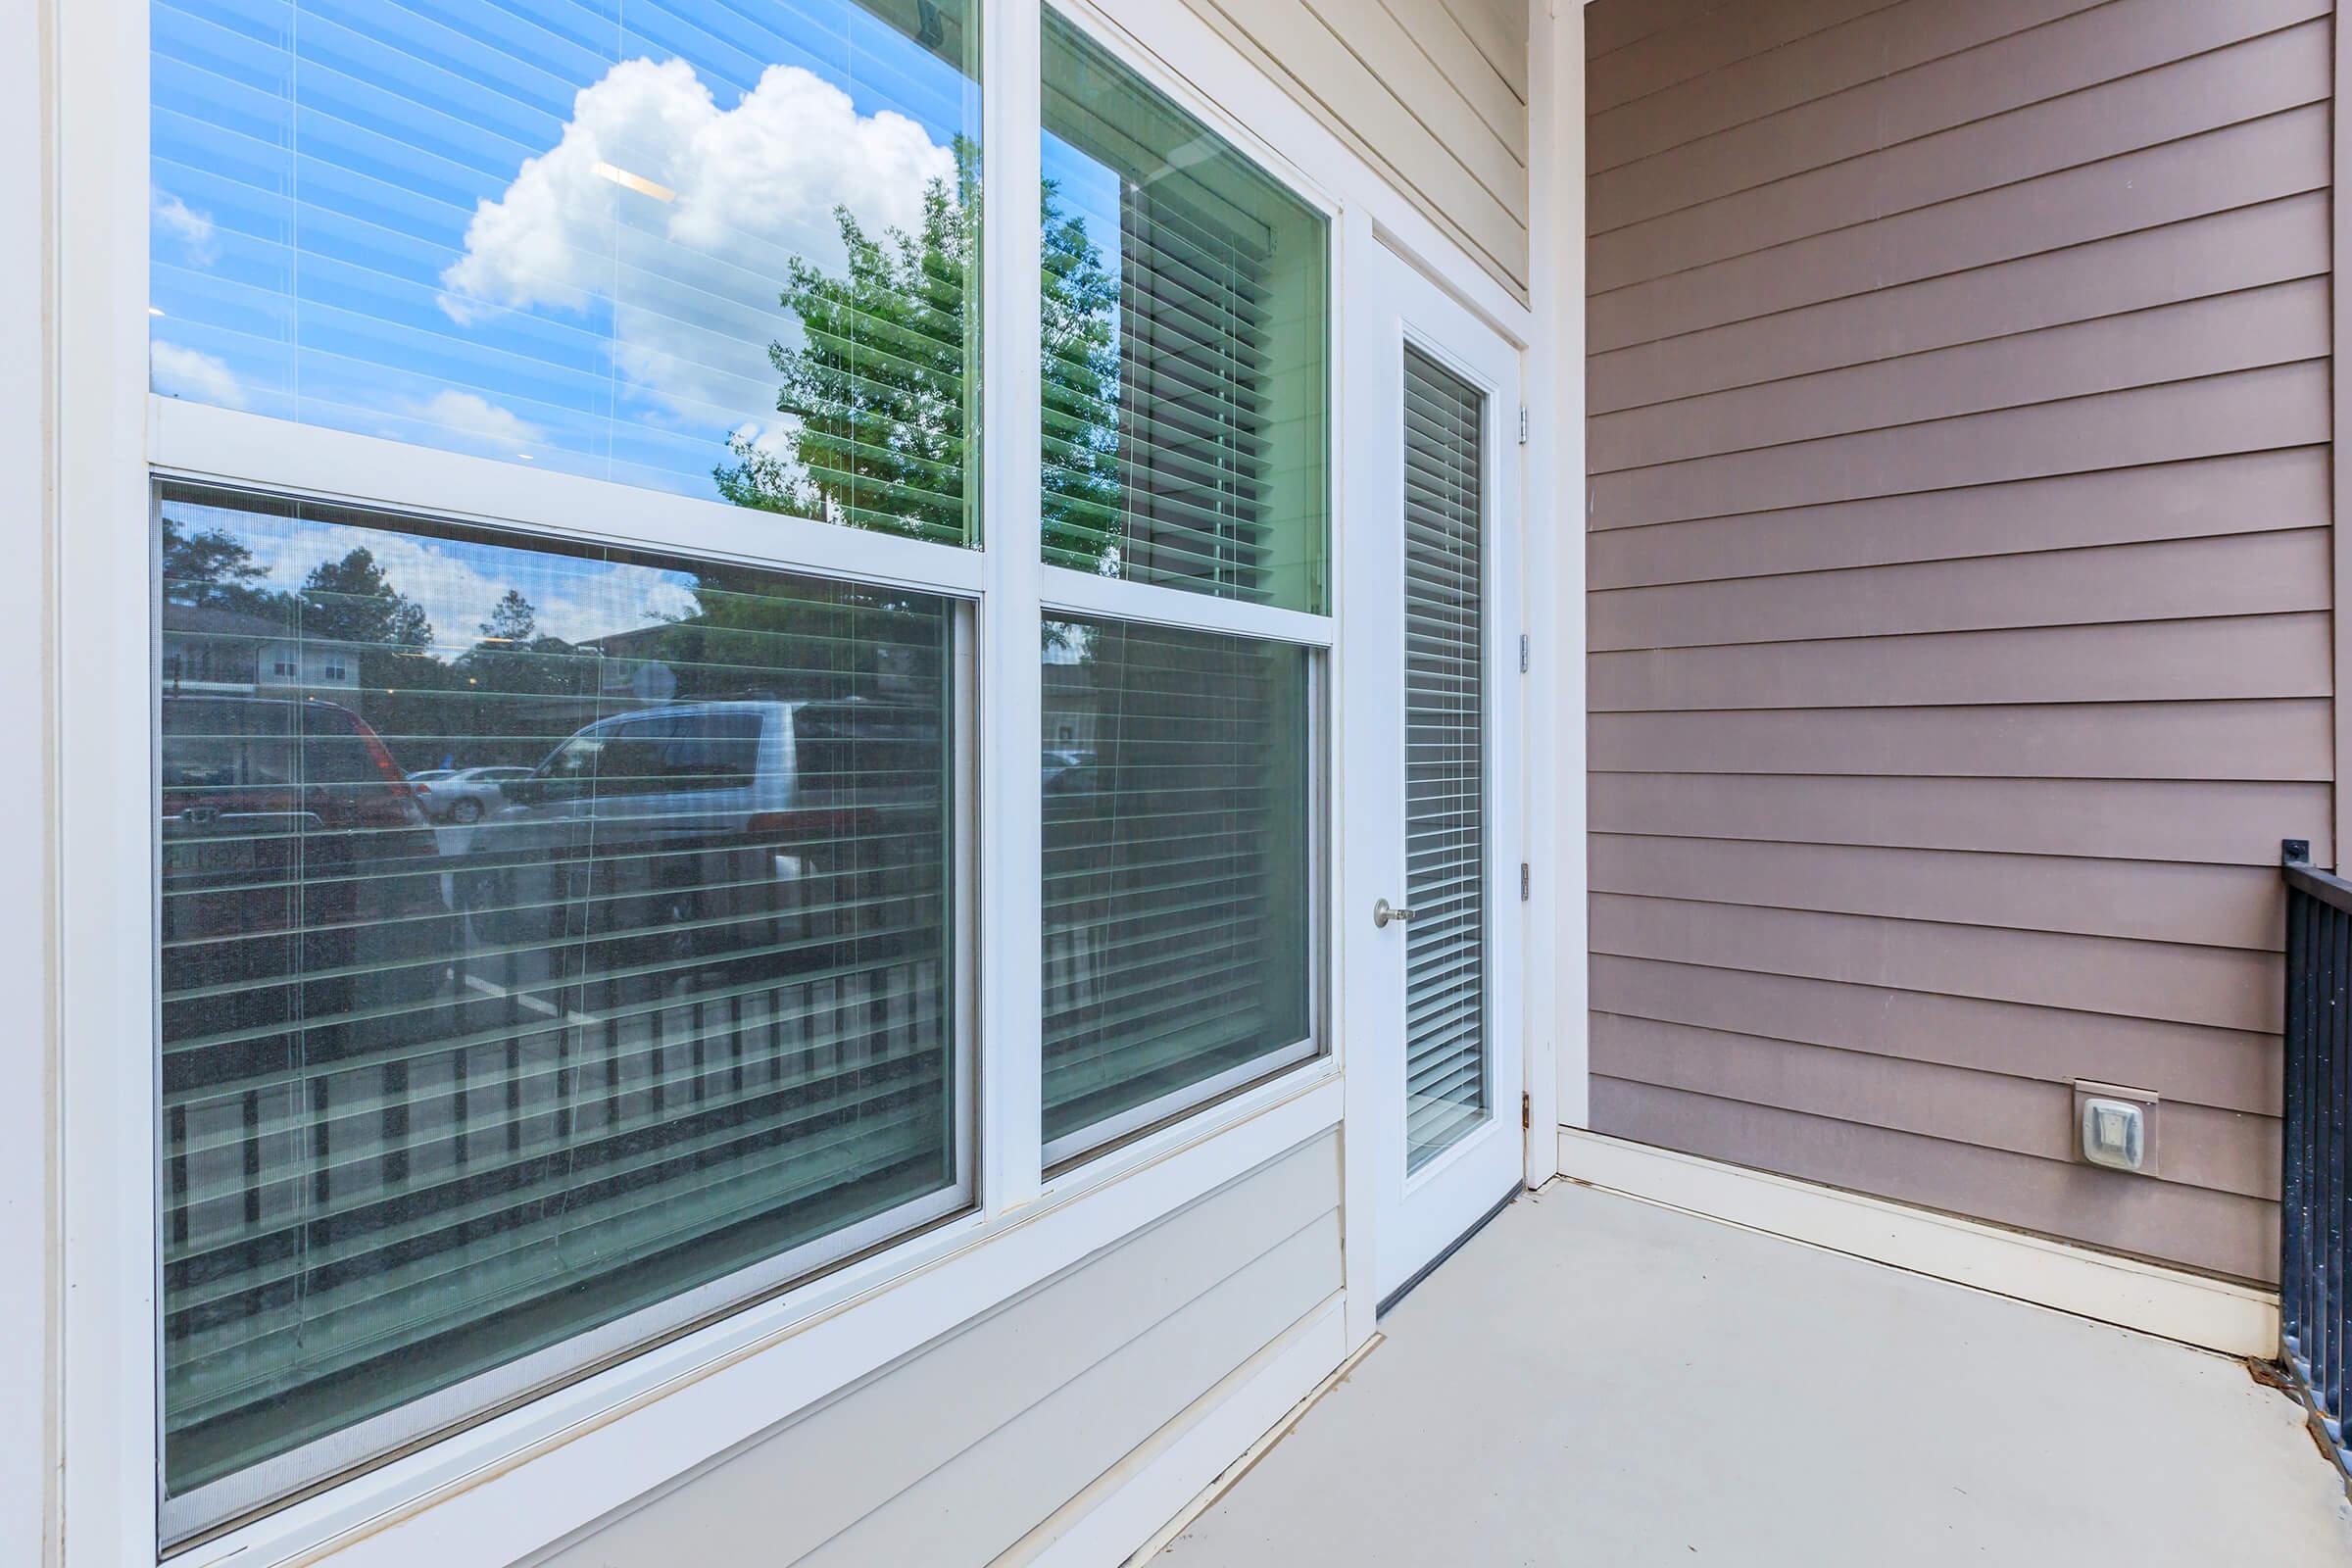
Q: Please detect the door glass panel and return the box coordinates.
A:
[1400,346,1487,1171]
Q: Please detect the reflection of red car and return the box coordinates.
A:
[160,695,455,1084]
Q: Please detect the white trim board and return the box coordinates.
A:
[1556,1128,2278,1357]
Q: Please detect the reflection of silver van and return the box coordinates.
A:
[457,700,945,983]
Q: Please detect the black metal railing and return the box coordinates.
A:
[2279,838,2352,1487]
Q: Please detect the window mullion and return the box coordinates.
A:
[980,0,1047,1214]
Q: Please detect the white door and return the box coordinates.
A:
[1345,239,1526,1307]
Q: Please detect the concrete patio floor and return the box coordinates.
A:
[1159,1180,2352,1566]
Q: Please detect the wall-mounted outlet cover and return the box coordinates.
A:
[2073,1080,2160,1176]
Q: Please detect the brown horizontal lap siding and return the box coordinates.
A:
[1584,0,2331,1284]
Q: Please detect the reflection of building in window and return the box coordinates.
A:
[157,605,364,697]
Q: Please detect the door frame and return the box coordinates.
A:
[1338,216,1532,1317]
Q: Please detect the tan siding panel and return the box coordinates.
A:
[1177,0,1528,293]
[1589,1078,2278,1281]
[1588,613,2331,713]
[1588,450,2330,589]
[1296,0,1524,210]
[1589,835,2283,950]
[1591,1014,2278,1200]
[1589,196,2332,416]
[1591,281,2329,473]
[543,1135,1341,1567]
[803,1219,1340,1567]
[1590,531,2332,650]
[1441,0,1528,99]
[1594,363,2331,530]
[1591,106,2331,353]
[1382,0,1526,145]
[1589,774,2334,867]
[1589,893,2279,1034]
[1590,21,2332,288]
[1591,956,2281,1115]
[1590,0,2328,229]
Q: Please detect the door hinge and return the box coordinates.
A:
[1521,1091,1531,1131]
[1517,404,1529,445]
[1518,632,1530,673]
[1520,861,1530,901]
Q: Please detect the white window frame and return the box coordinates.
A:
[148,461,990,1544]
[51,0,1548,1564]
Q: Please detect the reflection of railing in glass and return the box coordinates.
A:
[155,484,960,1508]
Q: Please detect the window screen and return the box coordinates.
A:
[156,483,963,1521]
[1038,10,1330,612]
[1040,615,1316,1155]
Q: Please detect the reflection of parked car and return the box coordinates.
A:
[456,700,945,988]
[160,695,456,1070]
[1042,747,1097,796]
[414,764,534,824]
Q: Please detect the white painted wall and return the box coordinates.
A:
[2,0,58,1562]
[1534,0,1590,1135]
[531,1134,1343,1567]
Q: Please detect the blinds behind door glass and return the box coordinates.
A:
[1401,347,1488,1172]
[154,484,959,1518]
[1040,617,1314,1152]
[149,0,982,537]
[1039,12,1330,612]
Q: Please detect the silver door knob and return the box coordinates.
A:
[1374,898,1416,928]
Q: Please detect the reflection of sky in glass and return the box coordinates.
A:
[150,0,980,503]
[163,496,700,650]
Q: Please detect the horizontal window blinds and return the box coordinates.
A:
[1041,616,1313,1150]
[1039,10,1330,612]
[150,0,982,536]
[1400,346,1489,1171]
[156,485,960,1506]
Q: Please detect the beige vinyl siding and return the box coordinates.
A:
[1584,0,2329,1283]
[1174,0,1530,298]
[533,1133,1342,1568]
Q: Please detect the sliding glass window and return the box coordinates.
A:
[1038,10,1330,612]
[142,0,1337,1535]
[156,483,968,1529]
[1041,619,1317,1159]
[1036,10,1332,1162]
[151,0,983,541]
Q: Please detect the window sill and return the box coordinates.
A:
[171,1062,1345,1568]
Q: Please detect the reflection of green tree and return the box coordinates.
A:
[632,565,944,707]
[162,516,280,614]
[479,588,536,643]
[716,139,1120,565]
[300,548,433,648]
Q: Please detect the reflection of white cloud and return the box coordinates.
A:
[152,341,245,409]
[153,188,216,263]
[439,57,955,421]
[401,389,546,453]
[726,418,797,462]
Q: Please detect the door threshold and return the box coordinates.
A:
[1377,1183,1519,1317]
